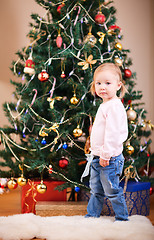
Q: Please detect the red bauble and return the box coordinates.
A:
[61,71,66,78]
[59,158,68,169]
[95,12,106,24]
[38,70,49,82]
[124,69,132,78]
[48,165,53,174]
[150,187,153,195]
[56,35,63,48]
[57,3,65,14]
[24,57,35,75]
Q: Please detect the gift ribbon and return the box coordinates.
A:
[80,154,94,182]
[25,180,37,213]
[121,165,137,193]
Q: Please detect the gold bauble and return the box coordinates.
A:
[73,125,83,138]
[83,33,97,47]
[126,145,134,155]
[70,94,79,105]
[114,57,123,66]
[7,178,18,189]
[127,108,137,121]
[115,42,122,51]
[17,175,27,187]
[37,181,47,194]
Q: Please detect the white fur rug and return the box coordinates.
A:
[0,213,154,240]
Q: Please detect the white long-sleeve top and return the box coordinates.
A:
[90,98,128,160]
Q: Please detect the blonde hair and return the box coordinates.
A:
[90,63,127,98]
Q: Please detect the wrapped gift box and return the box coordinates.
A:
[102,181,151,216]
[79,181,151,216]
[21,180,67,213]
[35,201,88,216]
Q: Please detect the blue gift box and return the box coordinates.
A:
[102,181,151,216]
[119,181,151,192]
[79,181,151,216]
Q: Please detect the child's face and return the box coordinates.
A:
[94,69,122,102]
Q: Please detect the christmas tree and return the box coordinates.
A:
[0,0,153,194]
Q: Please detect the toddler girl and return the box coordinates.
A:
[85,63,129,221]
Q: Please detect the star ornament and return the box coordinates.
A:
[78,54,97,70]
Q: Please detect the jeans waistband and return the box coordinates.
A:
[93,154,122,160]
[93,155,100,160]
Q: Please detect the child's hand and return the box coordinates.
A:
[99,158,109,167]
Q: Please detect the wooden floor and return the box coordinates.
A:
[0,187,153,239]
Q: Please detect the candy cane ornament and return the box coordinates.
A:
[74,6,81,26]
[30,89,38,107]
[49,77,56,98]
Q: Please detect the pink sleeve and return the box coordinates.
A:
[100,104,128,160]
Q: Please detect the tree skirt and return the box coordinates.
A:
[0,213,154,240]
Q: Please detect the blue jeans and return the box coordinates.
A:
[86,154,128,221]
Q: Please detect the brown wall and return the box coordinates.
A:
[0,0,154,151]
